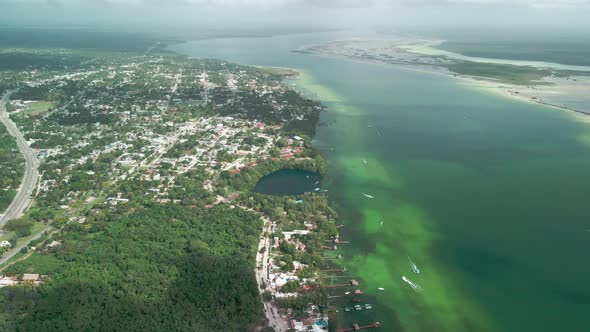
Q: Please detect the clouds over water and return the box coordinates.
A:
[8,0,590,8]
[4,0,590,30]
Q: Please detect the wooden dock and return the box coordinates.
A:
[337,322,380,332]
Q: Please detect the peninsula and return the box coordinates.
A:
[295,38,590,117]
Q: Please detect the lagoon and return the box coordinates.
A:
[253,169,322,196]
[170,32,590,332]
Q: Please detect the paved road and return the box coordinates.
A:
[255,215,290,332]
[0,225,52,267]
[0,90,39,226]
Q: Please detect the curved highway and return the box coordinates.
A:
[0,90,39,226]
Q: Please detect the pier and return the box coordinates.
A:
[326,279,358,288]
[330,298,362,304]
[328,290,362,299]
[320,267,347,273]
[326,284,353,288]
[337,322,380,332]
[325,238,350,244]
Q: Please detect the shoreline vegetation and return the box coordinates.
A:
[216,70,346,330]
[293,38,590,118]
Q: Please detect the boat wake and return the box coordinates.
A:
[402,276,422,292]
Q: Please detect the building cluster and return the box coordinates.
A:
[3,53,316,211]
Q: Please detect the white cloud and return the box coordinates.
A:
[7,0,590,8]
[447,0,590,8]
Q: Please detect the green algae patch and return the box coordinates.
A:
[339,155,403,189]
[292,65,497,332]
[348,201,497,332]
[293,70,345,103]
[576,130,590,150]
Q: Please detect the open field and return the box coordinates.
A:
[23,101,55,115]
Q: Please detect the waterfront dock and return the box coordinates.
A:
[337,322,380,332]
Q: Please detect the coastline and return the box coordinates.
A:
[284,60,503,332]
[218,67,338,331]
[168,36,590,332]
[293,47,590,122]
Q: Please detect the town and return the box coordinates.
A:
[0,47,351,331]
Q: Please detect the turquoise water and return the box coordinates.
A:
[170,32,590,332]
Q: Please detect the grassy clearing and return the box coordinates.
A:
[23,101,55,115]
[0,221,48,244]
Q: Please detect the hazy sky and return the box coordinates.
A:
[3,0,590,33]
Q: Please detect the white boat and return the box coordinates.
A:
[379,220,384,225]
[408,256,420,274]
[402,275,423,292]
[314,188,320,192]
[365,304,372,309]
[377,287,385,291]
[314,181,319,185]
[362,193,374,199]
[345,291,351,295]
[355,305,362,311]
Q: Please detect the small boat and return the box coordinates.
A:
[314,188,320,192]
[365,304,372,310]
[379,220,384,225]
[354,305,362,311]
[402,275,423,292]
[362,193,374,199]
[314,181,319,185]
[377,287,385,291]
[295,200,303,204]
[408,256,420,274]
[345,291,351,295]
[344,307,351,312]
[363,159,367,164]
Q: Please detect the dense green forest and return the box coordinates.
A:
[0,124,24,214]
[0,204,264,331]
